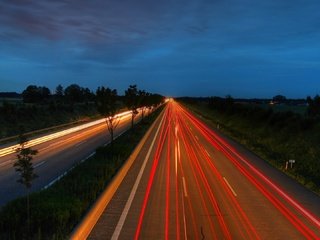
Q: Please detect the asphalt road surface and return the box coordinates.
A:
[87,100,320,239]
[0,111,144,206]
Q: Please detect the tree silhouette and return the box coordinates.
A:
[138,90,149,122]
[307,95,320,116]
[14,132,38,237]
[125,85,139,129]
[64,84,83,103]
[22,85,51,103]
[55,84,64,97]
[96,87,120,147]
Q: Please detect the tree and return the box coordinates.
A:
[55,84,64,97]
[272,95,287,104]
[307,95,320,116]
[125,85,139,129]
[96,87,120,146]
[22,85,51,103]
[14,132,38,236]
[138,90,149,122]
[150,93,164,107]
[64,84,83,103]
[40,86,51,100]
[83,87,95,104]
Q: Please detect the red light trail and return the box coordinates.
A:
[130,101,319,239]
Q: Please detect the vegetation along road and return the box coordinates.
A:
[75,100,320,239]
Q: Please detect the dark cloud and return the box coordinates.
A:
[1,0,320,97]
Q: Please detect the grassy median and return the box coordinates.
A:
[0,106,164,240]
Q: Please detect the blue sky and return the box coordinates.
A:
[0,0,320,97]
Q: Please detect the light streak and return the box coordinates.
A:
[0,110,133,158]
[182,119,259,239]
[174,110,181,240]
[179,104,320,238]
[134,107,170,240]
[110,108,167,240]
[165,122,171,240]
[177,139,200,240]
[181,190,188,240]
[177,113,230,239]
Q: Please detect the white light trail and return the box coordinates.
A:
[0,110,134,158]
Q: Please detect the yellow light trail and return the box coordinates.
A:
[0,110,133,158]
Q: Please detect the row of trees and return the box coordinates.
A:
[15,83,164,191]
[22,84,95,104]
[306,95,320,116]
[12,84,164,237]
[96,84,164,145]
[207,94,320,118]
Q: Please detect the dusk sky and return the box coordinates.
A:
[0,0,320,98]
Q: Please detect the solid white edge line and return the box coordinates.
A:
[111,111,166,240]
[223,177,237,197]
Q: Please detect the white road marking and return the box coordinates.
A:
[175,144,178,176]
[223,177,237,197]
[205,149,211,157]
[75,140,87,147]
[181,190,188,240]
[44,170,69,189]
[195,135,199,141]
[182,177,188,197]
[177,139,181,162]
[43,151,96,190]
[111,112,166,240]
[41,141,62,152]
[34,161,46,168]
[0,160,11,167]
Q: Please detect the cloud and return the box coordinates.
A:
[1,0,320,97]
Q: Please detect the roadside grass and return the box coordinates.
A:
[0,106,164,240]
[0,103,99,140]
[258,103,307,115]
[181,101,320,195]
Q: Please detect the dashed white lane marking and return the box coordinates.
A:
[205,149,211,157]
[181,190,188,240]
[0,160,11,167]
[182,177,188,197]
[75,140,87,147]
[223,177,237,197]
[34,161,46,168]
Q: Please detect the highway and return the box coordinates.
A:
[82,100,320,239]
[0,110,144,206]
